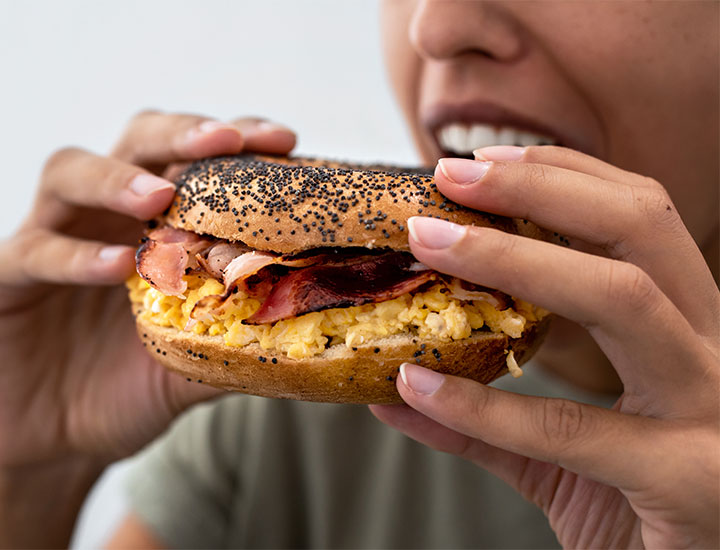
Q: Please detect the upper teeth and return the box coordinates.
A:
[437,123,557,155]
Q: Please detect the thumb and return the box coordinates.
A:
[395,362,657,492]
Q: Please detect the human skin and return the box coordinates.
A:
[371,1,719,548]
[380,0,719,392]
[0,1,718,549]
[0,115,296,547]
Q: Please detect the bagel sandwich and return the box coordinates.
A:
[126,154,551,403]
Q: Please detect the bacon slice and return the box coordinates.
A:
[189,251,339,321]
[222,250,365,292]
[445,278,510,309]
[137,228,438,325]
[189,251,281,321]
[222,251,279,290]
[244,253,434,324]
[196,242,252,280]
[136,227,213,297]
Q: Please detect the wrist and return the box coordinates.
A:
[0,456,107,549]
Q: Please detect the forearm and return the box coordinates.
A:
[0,457,106,549]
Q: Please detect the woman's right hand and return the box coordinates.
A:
[0,111,296,547]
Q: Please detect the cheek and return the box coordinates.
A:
[522,4,718,189]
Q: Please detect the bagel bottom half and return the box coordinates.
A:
[135,313,551,404]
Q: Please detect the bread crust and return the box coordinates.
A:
[136,314,551,404]
[164,154,547,253]
[143,155,552,403]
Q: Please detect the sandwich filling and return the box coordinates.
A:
[128,227,548,359]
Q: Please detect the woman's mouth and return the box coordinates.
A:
[423,102,583,160]
[436,122,559,159]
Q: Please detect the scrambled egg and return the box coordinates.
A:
[127,274,545,360]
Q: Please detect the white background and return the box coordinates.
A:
[0,1,416,546]
[0,0,418,238]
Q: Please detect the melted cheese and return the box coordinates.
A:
[127,274,547,359]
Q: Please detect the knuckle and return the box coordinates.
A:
[113,109,164,160]
[66,242,91,277]
[523,144,563,161]
[632,181,681,232]
[129,108,162,127]
[15,228,47,278]
[110,163,143,191]
[640,175,665,192]
[41,147,83,182]
[230,116,265,128]
[523,163,552,194]
[482,229,518,262]
[466,383,492,425]
[15,227,39,249]
[539,398,589,451]
[22,226,50,251]
[455,435,482,463]
[603,261,659,315]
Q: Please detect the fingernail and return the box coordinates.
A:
[438,158,490,185]
[407,216,466,249]
[400,363,444,395]
[197,120,239,134]
[99,245,129,263]
[129,174,175,197]
[474,145,525,161]
[244,121,294,137]
[184,120,241,143]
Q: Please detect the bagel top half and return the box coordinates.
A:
[164,154,546,252]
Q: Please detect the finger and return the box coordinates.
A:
[436,157,641,249]
[38,147,176,224]
[112,111,297,168]
[0,228,135,286]
[407,217,717,405]
[230,117,297,154]
[435,156,719,337]
[394,362,662,492]
[474,145,649,186]
[111,110,244,167]
[159,118,297,182]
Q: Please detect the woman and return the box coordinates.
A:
[0,1,717,548]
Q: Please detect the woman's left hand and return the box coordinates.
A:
[370,145,719,549]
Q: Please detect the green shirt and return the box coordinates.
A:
[127,368,610,548]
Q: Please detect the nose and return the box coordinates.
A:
[408,0,524,62]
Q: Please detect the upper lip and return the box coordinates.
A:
[422,101,592,155]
